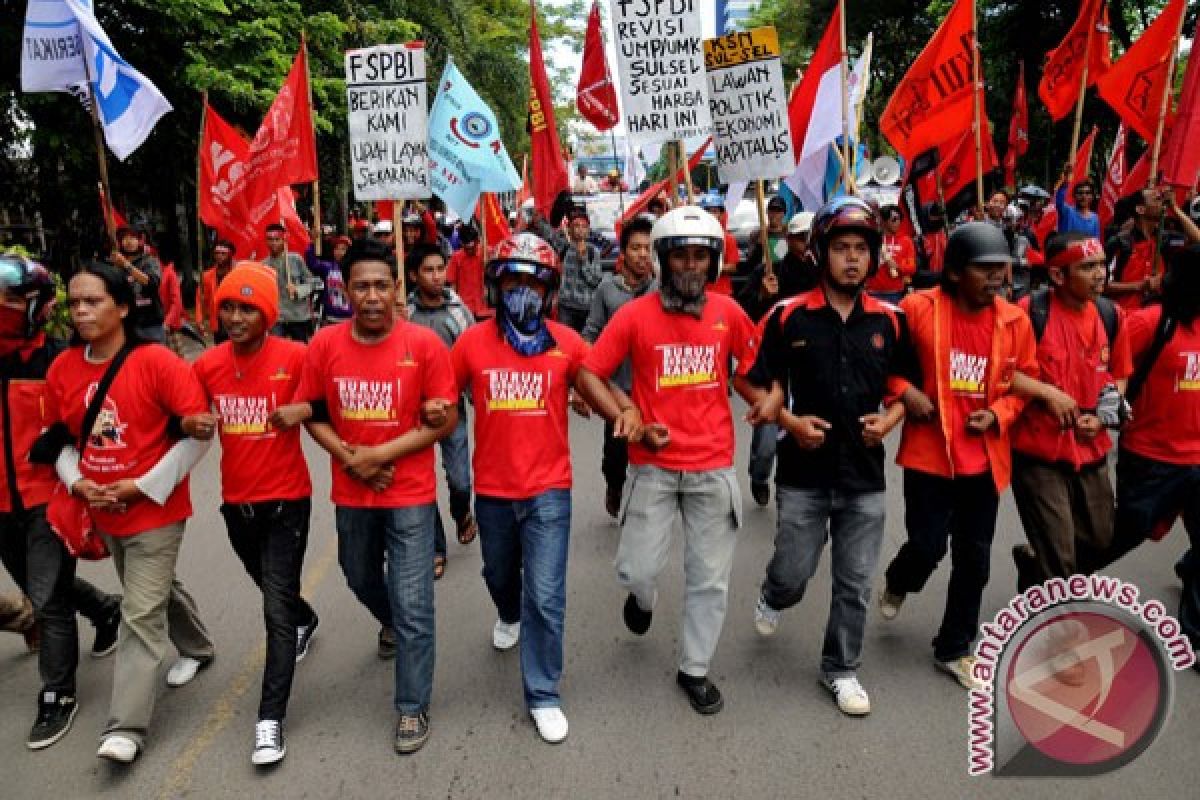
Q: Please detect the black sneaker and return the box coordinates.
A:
[91,606,120,658]
[676,672,724,715]
[378,625,397,660]
[622,593,652,635]
[394,712,430,754]
[28,691,78,750]
[296,613,319,663]
[251,719,286,766]
[751,482,770,507]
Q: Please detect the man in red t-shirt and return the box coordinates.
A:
[285,238,457,754]
[1100,246,1200,656]
[698,196,739,295]
[1105,188,1166,311]
[192,263,318,766]
[867,205,917,304]
[450,233,591,744]
[1009,235,1133,592]
[576,206,760,716]
[880,223,1037,692]
[446,225,490,320]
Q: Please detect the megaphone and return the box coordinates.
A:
[871,156,902,186]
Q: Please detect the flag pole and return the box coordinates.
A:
[1148,4,1187,187]
[393,202,406,298]
[301,34,323,256]
[838,0,852,193]
[677,140,695,204]
[196,91,208,336]
[755,180,773,278]
[611,129,626,218]
[81,57,116,250]
[970,0,985,217]
[1066,3,1096,182]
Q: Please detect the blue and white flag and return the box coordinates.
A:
[21,0,172,161]
[427,59,520,219]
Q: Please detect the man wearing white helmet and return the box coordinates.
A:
[576,206,761,716]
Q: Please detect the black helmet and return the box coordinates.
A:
[808,196,883,275]
[944,222,1012,272]
[0,253,56,338]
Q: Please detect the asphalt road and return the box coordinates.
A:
[1,407,1197,799]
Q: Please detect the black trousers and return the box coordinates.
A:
[602,421,629,494]
[884,470,1000,662]
[220,498,316,720]
[0,505,119,694]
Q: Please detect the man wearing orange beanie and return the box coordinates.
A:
[191,262,318,766]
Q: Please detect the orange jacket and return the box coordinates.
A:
[894,288,1037,492]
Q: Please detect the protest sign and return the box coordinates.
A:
[703,27,793,183]
[608,0,712,147]
[345,42,429,201]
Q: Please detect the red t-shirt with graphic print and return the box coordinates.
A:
[583,292,758,472]
[452,320,588,499]
[1122,306,1200,465]
[948,304,994,476]
[193,336,312,503]
[45,344,208,536]
[296,321,456,507]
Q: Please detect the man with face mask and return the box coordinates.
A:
[0,254,122,749]
[450,233,593,743]
[575,207,761,716]
[746,197,914,716]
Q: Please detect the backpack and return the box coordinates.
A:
[1027,288,1118,347]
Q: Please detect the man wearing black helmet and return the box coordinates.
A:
[879,222,1038,692]
[746,198,914,716]
[0,254,122,749]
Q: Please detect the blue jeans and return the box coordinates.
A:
[434,413,473,556]
[335,504,437,714]
[474,490,571,709]
[761,487,886,677]
[749,423,779,485]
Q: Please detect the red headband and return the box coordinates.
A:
[1048,237,1105,269]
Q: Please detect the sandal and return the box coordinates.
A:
[456,513,478,545]
[433,555,447,581]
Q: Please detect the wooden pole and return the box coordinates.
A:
[393,202,406,297]
[1065,7,1095,182]
[838,0,852,193]
[302,34,323,256]
[677,139,695,204]
[611,129,626,218]
[755,179,773,277]
[970,0,985,218]
[1148,6,1187,186]
[82,58,116,250]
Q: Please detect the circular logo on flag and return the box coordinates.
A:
[461,112,492,142]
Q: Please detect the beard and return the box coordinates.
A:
[659,269,707,317]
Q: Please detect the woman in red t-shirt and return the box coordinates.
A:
[45,262,213,764]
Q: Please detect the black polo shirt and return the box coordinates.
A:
[749,288,916,492]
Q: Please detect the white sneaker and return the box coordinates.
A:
[96,734,139,763]
[530,707,569,744]
[937,655,986,691]
[878,589,905,621]
[754,595,781,637]
[821,675,871,716]
[166,656,207,687]
[251,719,286,766]
[492,620,520,651]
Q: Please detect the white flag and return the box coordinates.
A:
[21,0,90,93]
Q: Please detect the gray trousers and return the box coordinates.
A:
[102,522,214,747]
[615,464,742,677]
[761,487,886,678]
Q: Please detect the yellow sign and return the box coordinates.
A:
[703,26,781,71]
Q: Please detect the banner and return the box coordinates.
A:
[880,0,976,161]
[530,1,571,216]
[345,43,429,201]
[577,1,620,131]
[703,27,794,184]
[609,0,712,147]
[20,0,90,93]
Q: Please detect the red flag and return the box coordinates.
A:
[935,126,999,209]
[199,102,255,256]
[616,137,713,232]
[1099,123,1127,228]
[529,0,570,216]
[1124,148,1153,196]
[1161,44,1200,188]
[477,193,512,246]
[880,0,977,160]
[787,3,841,157]
[375,200,395,226]
[1004,61,1029,187]
[576,2,619,131]
[1037,0,1111,121]
[98,185,129,231]
[1069,125,1099,194]
[276,188,312,254]
[1095,0,1186,142]
[243,43,319,213]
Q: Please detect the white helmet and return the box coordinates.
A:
[651,205,725,282]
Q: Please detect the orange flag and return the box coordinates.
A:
[1037,0,1111,121]
[881,0,977,161]
[477,193,512,246]
[1069,126,1099,193]
[1095,0,1186,142]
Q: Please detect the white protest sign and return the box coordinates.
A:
[609,0,712,148]
[345,43,429,201]
[703,28,794,184]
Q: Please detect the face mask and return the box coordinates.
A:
[500,285,544,335]
[0,304,31,356]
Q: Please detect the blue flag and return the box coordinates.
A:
[428,59,520,219]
